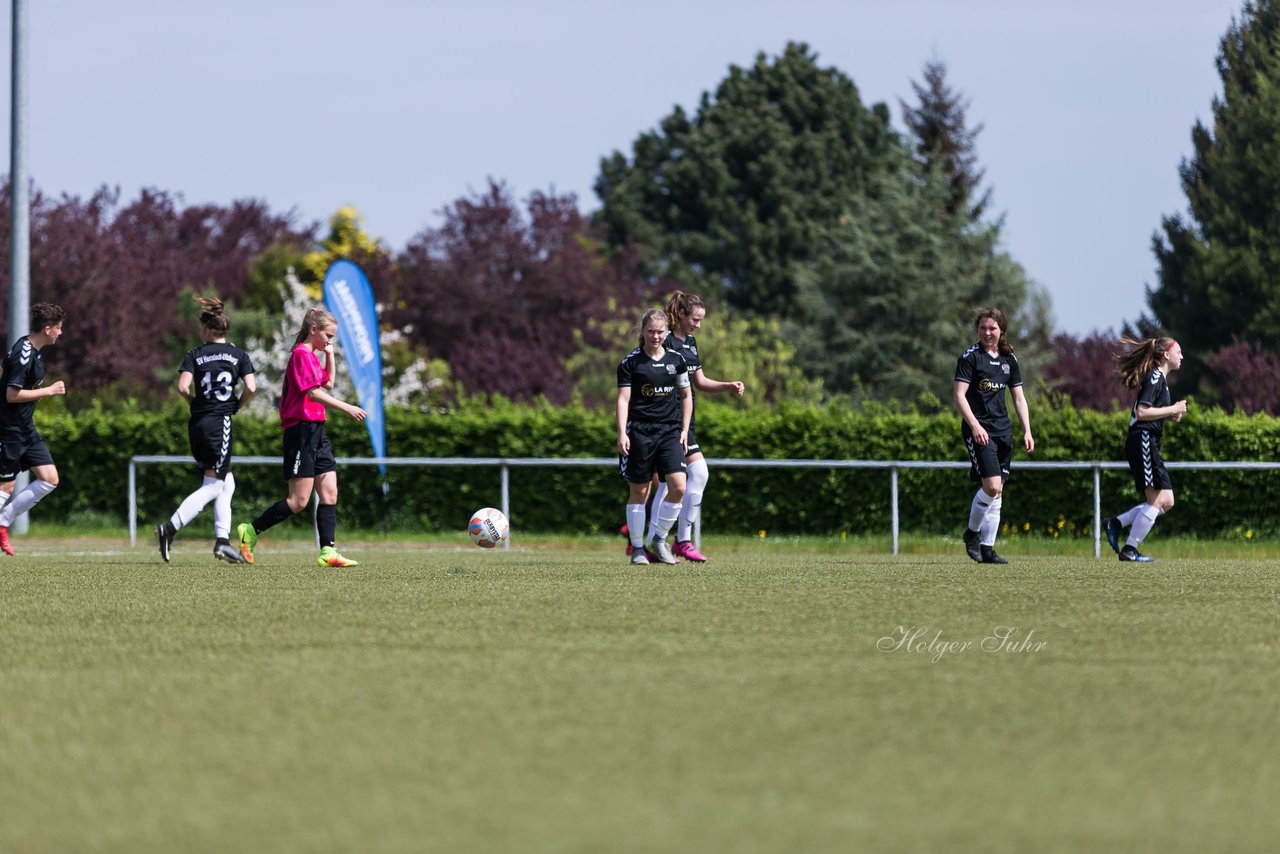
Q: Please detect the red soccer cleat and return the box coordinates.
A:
[0,525,13,556]
[672,540,707,562]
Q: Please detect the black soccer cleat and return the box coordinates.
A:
[155,523,174,563]
[963,528,982,562]
[1119,545,1155,563]
[979,545,1008,565]
[1103,517,1122,555]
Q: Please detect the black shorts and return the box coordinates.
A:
[620,422,687,485]
[963,429,1012,482]
[188,414,235,478]
[282,422,336,481]
[0,436,55,483]
[686,419,700,456]
[1126,429,1172,495]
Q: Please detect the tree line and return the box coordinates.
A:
[2,3,1279,414]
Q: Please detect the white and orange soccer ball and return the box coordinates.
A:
[468,507,509,549]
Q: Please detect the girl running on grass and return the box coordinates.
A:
[1103,336,1187,562]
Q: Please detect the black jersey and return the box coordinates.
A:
[1129,367,1171,436]
[180,342,255,418]
[0,336,46,441]
[955,343,1023,437]
[617,347,690,424]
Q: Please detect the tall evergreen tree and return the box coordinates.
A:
[899,59,991,222]
[1147,0,1280,391]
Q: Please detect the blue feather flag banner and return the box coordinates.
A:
[322,260,386,472]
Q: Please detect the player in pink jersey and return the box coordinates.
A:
[236,308,367,567]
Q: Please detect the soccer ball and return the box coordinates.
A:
[468,507,509,549]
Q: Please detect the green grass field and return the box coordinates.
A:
[2,534,1277,853]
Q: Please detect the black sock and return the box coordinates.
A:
[215,537,230,547]
[253,499,295,534]
[317,504,337,548]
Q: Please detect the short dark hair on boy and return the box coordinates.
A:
[31,303,65,331]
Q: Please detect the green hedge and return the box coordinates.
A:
[31,399,1280,538]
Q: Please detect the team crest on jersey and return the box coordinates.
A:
[665,364,676,374]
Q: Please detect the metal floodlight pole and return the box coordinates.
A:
[9,0,31,533]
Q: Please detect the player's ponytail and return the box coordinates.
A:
[1115,336,1176,389]
[195,296,231,336]
[664,291,706,332]
[293,307,337,346]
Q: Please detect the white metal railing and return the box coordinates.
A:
[128,455,1280,557]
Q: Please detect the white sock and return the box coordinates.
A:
[1118,503,1146,528]
[979,496,1002,547]
[648,480,669,541]
[1127,503,1161,548]
[213,473,235,539]
[626,504,648,549]
[0,479,57,526]
[677,459,709,542]
[968,489,993,532]
[652,499,682,541]
[171,476,224,531]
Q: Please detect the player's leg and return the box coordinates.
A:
[311,428,355,567]
[673,449,709,562]
[0,458,16,555]
[1119,434,1167,562]
[157,467,223,562]
[646,434,688,564]
[622,425,658,563]
[974,437,1011,564]
[0,453,59,528]
[212,472,243,563]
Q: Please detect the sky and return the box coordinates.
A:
[0,0,1247,335]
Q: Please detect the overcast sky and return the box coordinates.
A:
[0,0,1245,334]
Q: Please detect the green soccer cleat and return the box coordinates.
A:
[236,522,257,565]
[318,546,359,567]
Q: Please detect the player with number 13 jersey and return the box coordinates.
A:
[153,297,256,564]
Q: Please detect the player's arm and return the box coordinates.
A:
[952,380,988,445]
[1135,400,1188,421]
[7,382,65,403]
[238,372,257,411]
[692,370,744,397]
[678,384,693,452]
[306,385,365,421]
[616,386,631,455]
[1011,385,1034,453]
[177,371,194,402]
[321,344,337,390]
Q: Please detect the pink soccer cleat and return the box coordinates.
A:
[0,525,12,556]
[672,540,707,562]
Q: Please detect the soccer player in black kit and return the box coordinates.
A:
[154,297,256,563]
[1102,337,1186,562]
[0,303,67,556]
[953,307,1034,564]
[617,308,693,565]
[643,291,745,562]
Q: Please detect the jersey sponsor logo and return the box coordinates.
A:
[641,384,675,397]
[977,378,1006,393]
